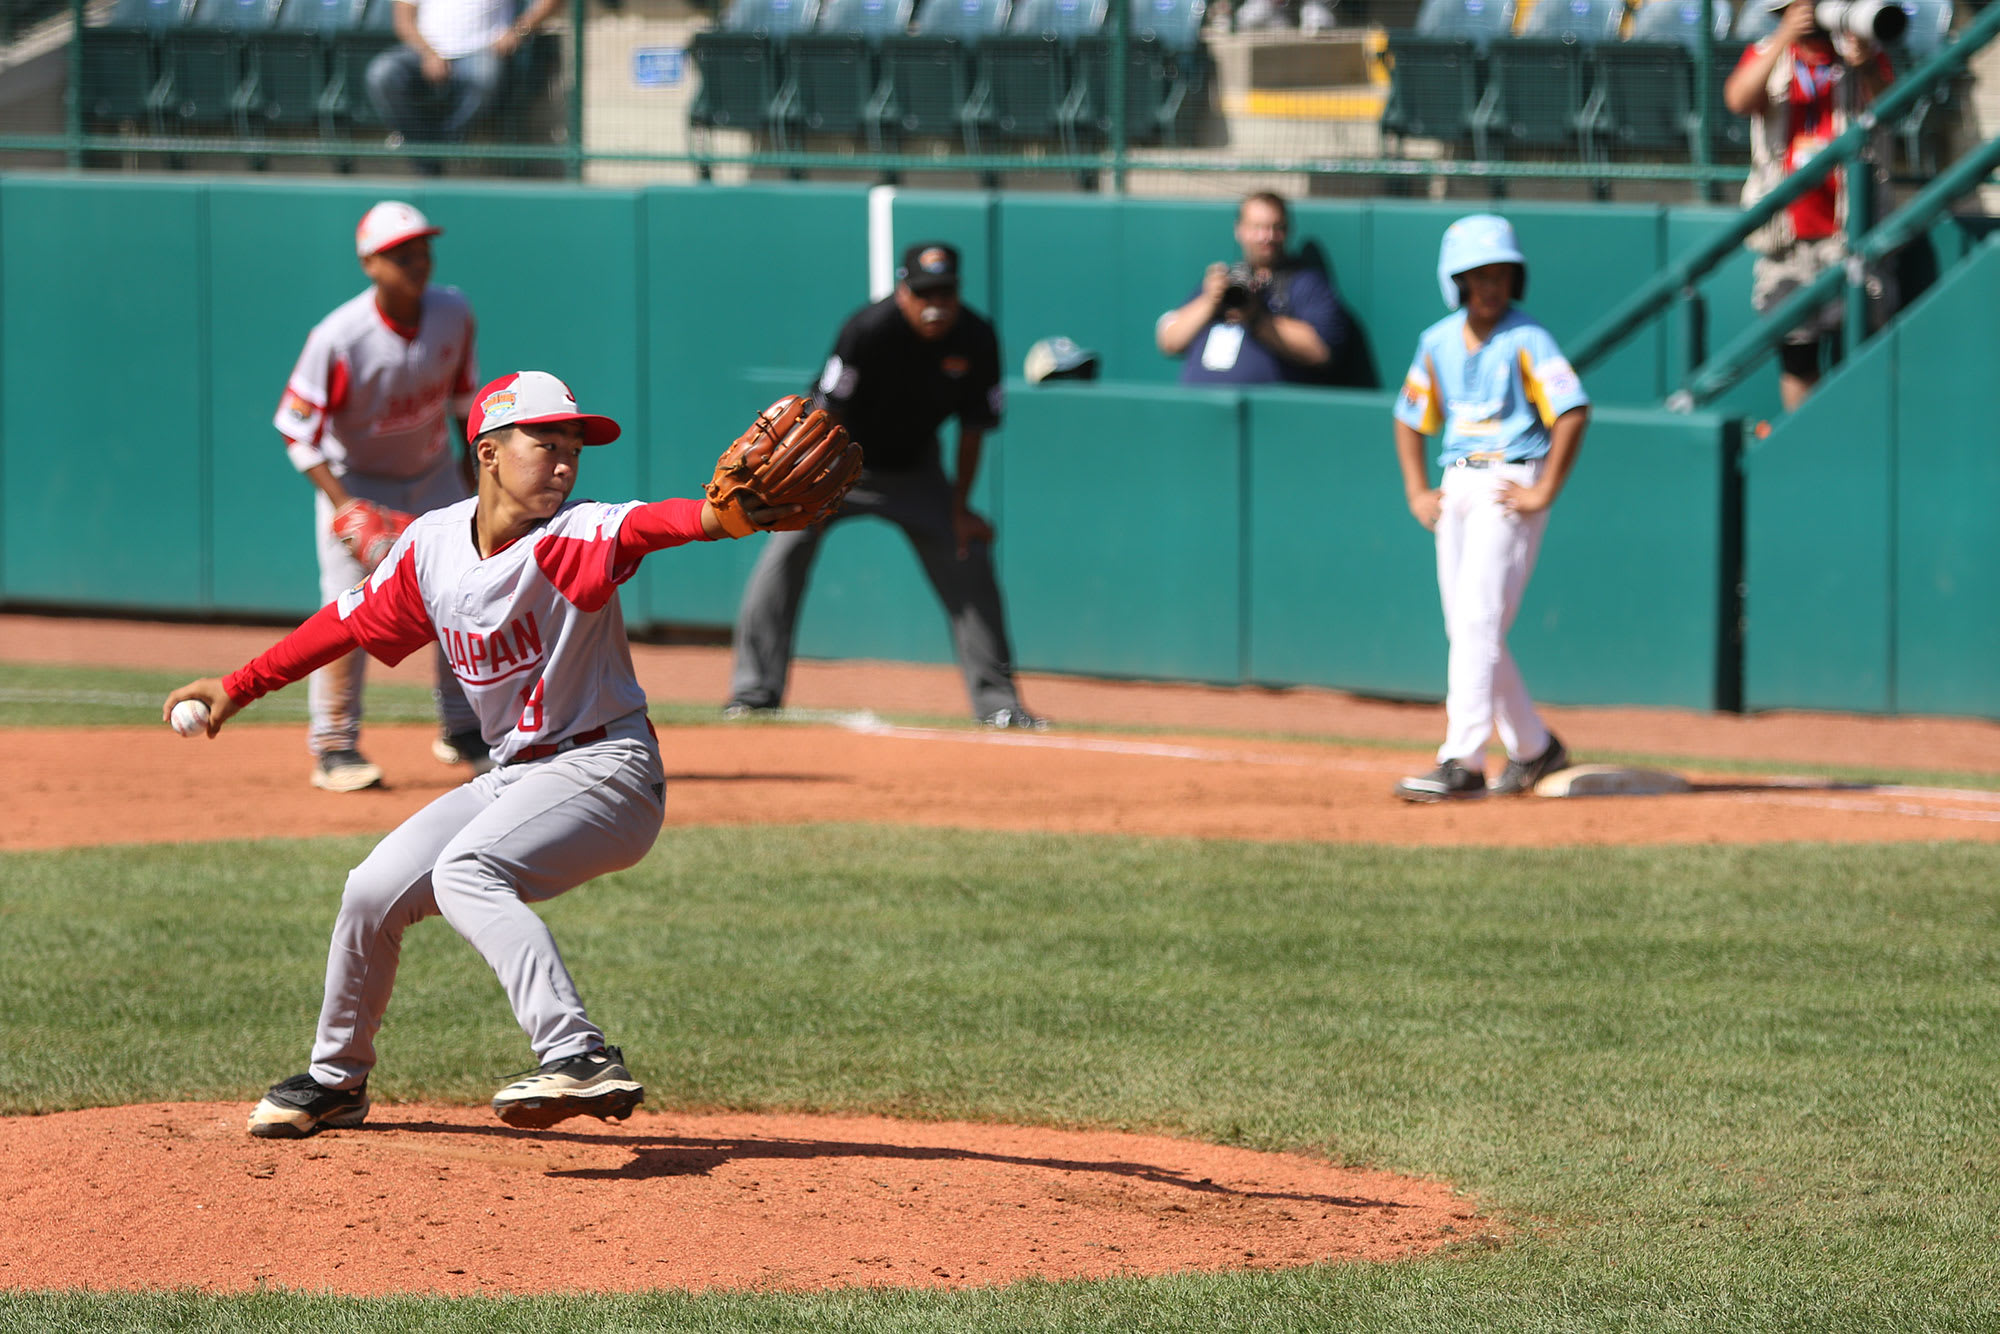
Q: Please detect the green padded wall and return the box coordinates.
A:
[207,181,418,617]
[1511,408,1734,710]
[643,184,871,627]
[1000,384,1245,682]
[1741,327,1896,713]
[2,177,208,609]
[1893,238,2000,717]
[1245,389,1442,695]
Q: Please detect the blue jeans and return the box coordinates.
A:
[365,45,505,141]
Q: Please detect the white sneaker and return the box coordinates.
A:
[311,749,383,792]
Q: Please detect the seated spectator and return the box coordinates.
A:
[1155,191,1353,388]
[367,0,564,160]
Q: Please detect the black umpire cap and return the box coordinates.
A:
[897,242,960,294]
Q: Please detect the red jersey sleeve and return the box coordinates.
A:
[535,499,715,613]
[222,602,358,704]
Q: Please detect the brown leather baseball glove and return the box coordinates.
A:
[330,498,415,572]
[705,395,863,538]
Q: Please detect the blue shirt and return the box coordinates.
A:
[1176,265,1348,387]
[1392,308,1588,465]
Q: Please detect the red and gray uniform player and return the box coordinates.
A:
[169,371,774,1138]
[276,199,482,793]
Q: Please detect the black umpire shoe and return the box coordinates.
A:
[1489,734,1571,797]
[247,1073,370,1139]
[1394,759,1487,803]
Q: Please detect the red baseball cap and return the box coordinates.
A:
[356,200,442,258]
[467,372,621,445]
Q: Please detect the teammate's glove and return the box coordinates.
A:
[330,498,415,573]
[704,395,863,538]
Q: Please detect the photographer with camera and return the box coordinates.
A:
[1725,0,1896,412]
[1156,192,1352,387]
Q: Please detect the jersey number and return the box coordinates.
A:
[519,680,545,734]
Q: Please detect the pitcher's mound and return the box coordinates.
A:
[0,1103,1486,1296]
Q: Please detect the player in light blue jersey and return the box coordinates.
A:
[1390,215,1590,802]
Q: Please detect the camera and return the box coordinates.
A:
[1814,0,1907,42]
[1218,262,1262,315]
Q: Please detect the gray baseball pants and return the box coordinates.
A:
[306,710,666,1091]
[727,465,1024,720]
[310,458,479,756]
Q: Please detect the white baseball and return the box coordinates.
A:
[170,699,211,738]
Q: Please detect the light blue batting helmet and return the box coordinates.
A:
[1437,213,1528,310]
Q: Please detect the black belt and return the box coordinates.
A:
[1449,455,1532,469]
[508,725,609,765]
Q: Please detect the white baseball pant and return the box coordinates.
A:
[310,457,478,755]
[1434,458,1553,771]
[306,710,666,1090]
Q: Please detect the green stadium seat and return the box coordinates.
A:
[1593,38,1698,154]
[1472,37,1601,160]
[1415,0,1516,51]
[322,0,396,129]
[869,0,1006,146]
[1519,0,1622,41]
[242,0,350,129]
[159,0,276,132]
[81,0,182,127]
[788,0,913,141]
[1380,31,1481,149]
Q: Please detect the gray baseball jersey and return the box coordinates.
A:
[276,286,478,481]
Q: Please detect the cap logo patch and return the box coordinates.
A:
[919,247,950,273]
[482,389,518,417]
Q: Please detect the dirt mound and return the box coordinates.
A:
[0,1103,1480,1296]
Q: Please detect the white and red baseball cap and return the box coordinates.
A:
[467,372,622,445]
[355,200,443,258]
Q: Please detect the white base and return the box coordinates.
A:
[1534,764,1693,798]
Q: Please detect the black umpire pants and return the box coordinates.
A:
[726,464,1024,720]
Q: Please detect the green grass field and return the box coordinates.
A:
[4,819,1998,1332]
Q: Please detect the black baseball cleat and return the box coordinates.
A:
[1394,759,1487,803]
[247,1073,370,1138]
[1489,734,1571,796]
[491,1045,644,1130]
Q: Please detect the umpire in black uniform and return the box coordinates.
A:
[725,242,1043,728]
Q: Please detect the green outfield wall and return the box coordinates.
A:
[1,173,1986,716]
[1744,234,2000,718]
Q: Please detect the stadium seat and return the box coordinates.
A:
[1131,0,1204,49]
[1380,31,1482,148]
[1472,37,1601,159]
[869,0,1008,146]
[1593,38,1699,153]
[1518,0,1623,41]
[242,0,349,128]
[322,0,395,129]
[789,0,914,141]
[967,0,1104,147]
[160,0,276,131]
[1414,0,1516,50]
[691,0,819,144]
[1730,0,1775,39]
[1628,0,1733,46]
[81,0,183,127]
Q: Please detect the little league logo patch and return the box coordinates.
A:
[481,389,518,419]
[918,247,951,274]
[941,355,969,377]
[283,391,315,422]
